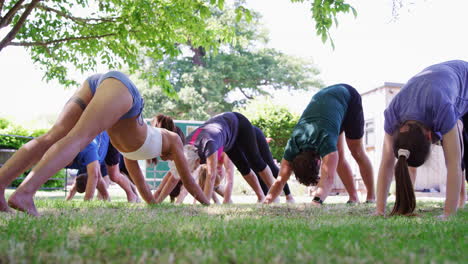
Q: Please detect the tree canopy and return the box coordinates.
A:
[0,0,355,88]
[0,0,244,86]
[140,7,323,120]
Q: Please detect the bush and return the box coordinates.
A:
[0,118,62,190]
[238,100,299,161]
[9,169,65,190]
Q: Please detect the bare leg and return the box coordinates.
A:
[257,165,275,188]
[0,84,90,213]
[107,164,138,202]
[8,79,133,215]
[242,170,265,202]
[459,173,466,208]
[337,134,359,202]
[346,137,375,202]
[212,192,220,204]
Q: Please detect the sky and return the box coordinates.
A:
[1,0,468,125]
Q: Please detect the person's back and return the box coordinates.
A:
[385,60,468,136]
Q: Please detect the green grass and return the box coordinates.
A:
[0,196,466,264]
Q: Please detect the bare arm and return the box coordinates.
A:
[84,161,100,201]
[313,152,339,203]
[222,154,234,204]
[153,171,171,200]
[66,183,77,201]
[175,185,189,204]
[441,125,463,217]
[124,157,156,204]
[96,175,110,201]
[265,159,292,204]
[155,173,180,203]
[203,152,218,201]
[376,133,396,215]
[171,137,210,205]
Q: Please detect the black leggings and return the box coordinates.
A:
[253,127,291,196]
[462,115,468,182]
[225,113,267,176]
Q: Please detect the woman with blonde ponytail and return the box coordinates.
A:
[376,60,468,218]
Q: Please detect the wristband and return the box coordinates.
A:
[312,196,323,204]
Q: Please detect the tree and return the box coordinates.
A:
[0,0,243,87]
[237,99,300,161]
[0,0,355,88]
[140,7,323,120]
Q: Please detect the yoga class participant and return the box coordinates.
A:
[265,84,375,205]
[0,71,208,216]
[185,112,276,202]
[376,60,468,217]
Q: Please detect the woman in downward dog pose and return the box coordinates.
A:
[265,83,375,205]
[0,71,208,216]
[184,112,277,203]
[376,60,467,218]
[150,114,190,203]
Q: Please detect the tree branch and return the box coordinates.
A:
[238,87,253,100]
[35,3,119,24]
[8,32,120,47]
[0,0,25,28]
[0,0,39,52]
[0,0,5,18]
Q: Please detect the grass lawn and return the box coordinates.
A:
[0,192,466,264]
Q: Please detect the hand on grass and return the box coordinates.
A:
[436,214,450,221]
[263,195,273,204]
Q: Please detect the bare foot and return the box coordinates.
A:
[8,192,39,217]
[286,195,295,204]
[0,194,13,213]
[127,192,139,203]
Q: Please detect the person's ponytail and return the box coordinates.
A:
[390,150,415,216]
[392,122,431,216]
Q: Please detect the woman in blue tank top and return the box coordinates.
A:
[377,60,468,218]
[0,71,209,216]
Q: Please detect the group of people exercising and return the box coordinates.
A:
[0,60,466,219]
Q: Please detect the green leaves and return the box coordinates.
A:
[1,0,354,89]
[238,100,300,160]
[0,0,238,87]
[292,0,357,48]
[139,5,323,120]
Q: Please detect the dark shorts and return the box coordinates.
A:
[339,84,364,140]
[105,142,120,166]
[77,162,107,176]
[461,115,468,181]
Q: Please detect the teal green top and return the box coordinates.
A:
[283,84,351,161]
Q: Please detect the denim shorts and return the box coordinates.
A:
[87,71,144,120]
